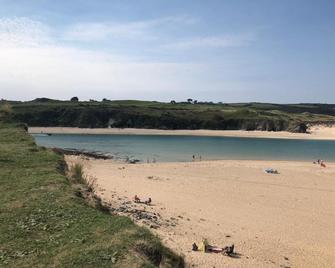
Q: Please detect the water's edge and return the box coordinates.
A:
[32,133,335,163]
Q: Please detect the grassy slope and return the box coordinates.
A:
[8,100,335,131]
[0,123,183,267]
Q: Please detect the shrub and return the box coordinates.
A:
[0,103,13,117]
[69,162,98,193]
[86,175,97,193]
[69,162,86,184]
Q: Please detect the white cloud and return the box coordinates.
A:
[0,17,52,47]
[0,45,211,101]
[162,33,255,49]
[0,17,214,101]
[62,16,256,52]
[63,15,196,41]
[0,17,258,102]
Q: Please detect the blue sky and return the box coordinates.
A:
[0,0,334,103]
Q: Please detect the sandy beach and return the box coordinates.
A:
[66,156,335,267]
[30,125,335,140]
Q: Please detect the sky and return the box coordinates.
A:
[0,0,334,103]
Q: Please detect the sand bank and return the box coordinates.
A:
[66,156,335,267]
[30,125,335,140]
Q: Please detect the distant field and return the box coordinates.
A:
[3,99,335,132]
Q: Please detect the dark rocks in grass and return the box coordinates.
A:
[135,242,184,268]
[52,147,114,160]
[56,159,68,175]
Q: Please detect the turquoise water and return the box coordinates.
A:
[32,134,335,162]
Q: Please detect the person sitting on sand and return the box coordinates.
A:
[265,168,279,174]
[223,244,235,256]
[134,195,141,203]
[144,197,152,205]
[134,195,152,205]
[192,240,235,255]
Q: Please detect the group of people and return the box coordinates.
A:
[314,159,327,168]
[146,158,157,163]
[192,239,235,256]
[265,168,279,174]
[192,154,202,161]
[134,195,152,205]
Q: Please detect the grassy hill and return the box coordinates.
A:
[4,99,335,132]
[0,121,184,267]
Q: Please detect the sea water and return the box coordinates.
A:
[32,133,335,162]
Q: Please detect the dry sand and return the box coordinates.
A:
[66,156,335,267]
[30,125,335,140]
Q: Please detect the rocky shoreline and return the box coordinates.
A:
[53,147,142,164]
[98,192,179,230]
[53,147,114,160]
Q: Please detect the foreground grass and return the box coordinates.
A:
[0,123,184,267]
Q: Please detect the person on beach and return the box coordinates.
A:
[315,159,326,167]
[144,197,152,205]
[134,195,152,205]
[192,240,235,255]
[134,195,141,203]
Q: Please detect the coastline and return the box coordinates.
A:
[66,156,335,267]
[29,125,335,140]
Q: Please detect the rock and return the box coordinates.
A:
[52,147,113,159]
[288,122,308,133]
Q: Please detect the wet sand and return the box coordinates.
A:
[30,125,335,140]
[66,156,335,267]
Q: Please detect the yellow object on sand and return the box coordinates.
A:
[199,239,209,252]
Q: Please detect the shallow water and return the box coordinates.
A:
[31,133,335,162]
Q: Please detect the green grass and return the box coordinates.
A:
[4,99,335,131]
[0,122,184,267]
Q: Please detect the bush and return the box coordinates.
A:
[69,162,98,193]
[86,175,97,193]
[0,103,13,117]
[69,162,86,184]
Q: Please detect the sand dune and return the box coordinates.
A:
[30,125,335,140]
[66,156,335,267]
